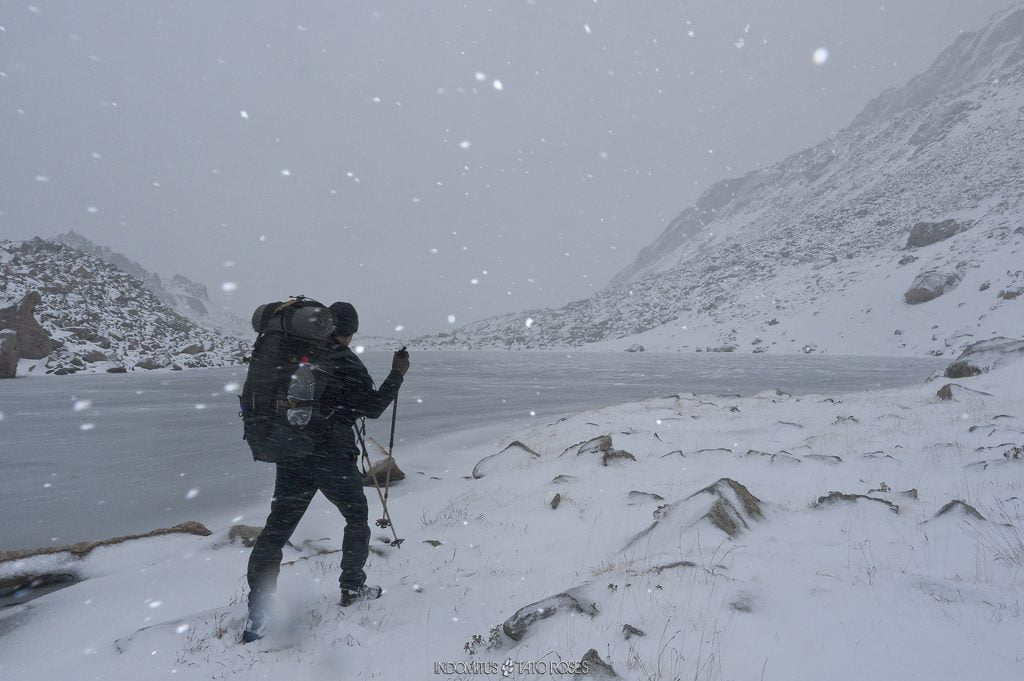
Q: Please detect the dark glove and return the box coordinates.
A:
[392,346,410,376]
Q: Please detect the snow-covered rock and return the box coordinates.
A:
[904,269,963,304]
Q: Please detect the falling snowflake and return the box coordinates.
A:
[813,47,829,65]
[34,175,50,183]
[221,282,238,292]
[176,624,189,634]
[224,382,240,393]
[394,324,405,332]
[470,278,479,285]
[87,206,99,213]
[280,169,291,176]
[354,345,365,354]
[447,315,456,324]
[525,318,534,328]
[194,404,207,410]
[459,140,471,149]
[474,71,487,81]
[240,111,249,119]
[80,423,95,431]
[186,488,199,499]
[492,80,503,91]
[583,23,591,34]
[73,399,92,412]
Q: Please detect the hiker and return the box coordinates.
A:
[243,301,410,642]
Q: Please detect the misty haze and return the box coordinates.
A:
[2,2,1024,680]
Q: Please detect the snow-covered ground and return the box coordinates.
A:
[2,353,1022,679]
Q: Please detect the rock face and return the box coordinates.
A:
[0,291,53,359]
[905,219,968,248]
[0,330,18,378]
[904,270,962,304]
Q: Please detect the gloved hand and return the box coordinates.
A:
[392,346,410,376]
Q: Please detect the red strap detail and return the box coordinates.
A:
[301,355,310,363]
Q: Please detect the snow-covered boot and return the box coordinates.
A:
[241,594,272,643]
[340,584,383,607]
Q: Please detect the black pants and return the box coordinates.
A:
[247,448,370,604]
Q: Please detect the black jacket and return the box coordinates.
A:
[314,343,403,453]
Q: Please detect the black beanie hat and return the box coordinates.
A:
[329,302,359,336]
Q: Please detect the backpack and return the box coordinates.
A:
[238,297,335,463]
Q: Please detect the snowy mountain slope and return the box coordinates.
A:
[418,4,1024,355]
[54,231,250,338]
[1,355,1022,679]
[0,238,247,373]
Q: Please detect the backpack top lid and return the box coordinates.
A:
[251,298,335,340]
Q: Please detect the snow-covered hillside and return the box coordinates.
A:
[418,4,1024,356]
[1,348,1022,679]
[54,231,250,339]
[0,238,247,374]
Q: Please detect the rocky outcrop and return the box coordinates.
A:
[905,219,968,248]
[564,435,637,466]
[472,440,540,479]
[501,587,599,642]
[904,270,962,304]
[814,492,899,514]
[945,337,1024,377]
[0,239,248,374]
[0,291,53,359]
[0,330,17,378]
[624,478,763,551]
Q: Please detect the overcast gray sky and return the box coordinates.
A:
[0,0,1014,336]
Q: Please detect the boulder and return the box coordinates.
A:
[179,343,205,355]
[0,330,18,378]
[227,524,263,547]
[135,353,172,370]
[361,456,405,487]
[904,270,962,304]
[0,292,53,359]
[945,337,1024,378]
[905,219,967,248]
[81,349,109,363]
[624,344,645,352]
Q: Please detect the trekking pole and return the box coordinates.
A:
[384,396,398,498]
[355,421,403,547]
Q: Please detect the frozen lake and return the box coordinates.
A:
[0,351,945,551]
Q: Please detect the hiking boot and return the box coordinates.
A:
[340,584,383,607]
[241,596,272,643]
